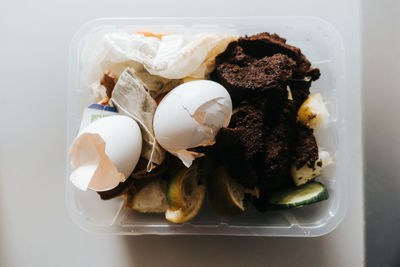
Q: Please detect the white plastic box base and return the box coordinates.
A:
[66,17,348,236]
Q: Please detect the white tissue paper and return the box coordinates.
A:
[84,31,238,85]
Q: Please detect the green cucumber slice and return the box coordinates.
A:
[267,181,329,209]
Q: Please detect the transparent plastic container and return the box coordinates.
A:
[66,17,348,236]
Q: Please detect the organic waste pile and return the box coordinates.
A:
[69,30,333,223]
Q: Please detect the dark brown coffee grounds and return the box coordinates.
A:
[292,122,319,170]
[211,32,321,211]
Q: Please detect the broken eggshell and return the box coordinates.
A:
[69,115,142,192]
[153,80,232,167]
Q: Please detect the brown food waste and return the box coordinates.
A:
[211,32,320,211]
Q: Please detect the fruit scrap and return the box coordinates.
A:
[207,166,245,217]
[165,164,206,223]
[135,31,168,40]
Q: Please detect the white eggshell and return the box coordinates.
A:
[70,115,142,191]
[153,80,232,166]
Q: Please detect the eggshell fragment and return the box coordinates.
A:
[70,115,142,192]
[153,80,232,167]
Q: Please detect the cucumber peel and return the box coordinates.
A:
[267,181,329,209]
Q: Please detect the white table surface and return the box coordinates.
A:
[0,0,363,266]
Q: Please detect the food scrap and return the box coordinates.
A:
[69,30,333,223]
[153,80,232,167]
[70,115,142,192]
